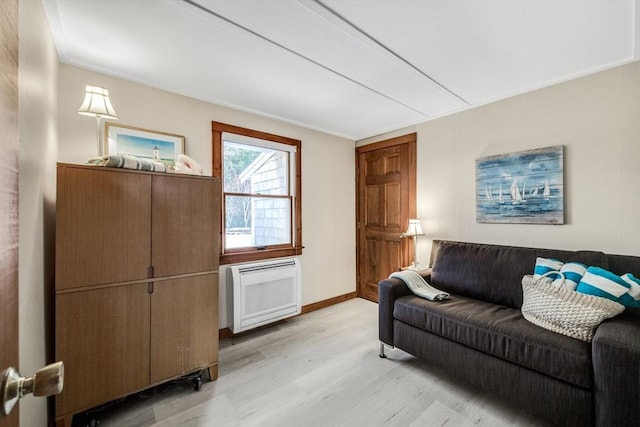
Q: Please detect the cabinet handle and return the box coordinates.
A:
[148,266,154,278]
[148,282,154,294]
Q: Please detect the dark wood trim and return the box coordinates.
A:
[212,121,303,265]
[300,292,357,314]
[212,121,302,147]
[355,133,417,154]
[219,247,303,265]
[218,327,234,340]
[218,292,358,339]
[212,126,222,178]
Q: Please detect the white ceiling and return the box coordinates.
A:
[42,0,639,140]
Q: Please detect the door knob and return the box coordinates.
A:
[1,361,64,418]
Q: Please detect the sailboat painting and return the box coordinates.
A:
[476,145,564,224]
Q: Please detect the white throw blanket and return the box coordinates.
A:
[389,270,450,301]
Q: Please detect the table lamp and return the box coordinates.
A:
[401,218,425,270]
[77,85,119,156]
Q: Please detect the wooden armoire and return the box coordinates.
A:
[54,163,220,426]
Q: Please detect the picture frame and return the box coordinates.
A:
[476,145,564,224]
[104,123,185,167]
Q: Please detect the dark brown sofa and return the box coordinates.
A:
[378,240,640,427]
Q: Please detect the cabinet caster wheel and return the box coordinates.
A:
[193,376,202,391]
[74,412,99,427]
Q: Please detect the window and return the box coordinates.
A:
[212,122,302,264]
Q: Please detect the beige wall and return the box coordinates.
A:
[57,64,356,328]
[361,61,640,264]
[18,0,59,425]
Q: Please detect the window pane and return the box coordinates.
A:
[225,195,291,249]
[223,142,289,196]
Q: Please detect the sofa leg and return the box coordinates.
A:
[379,342,387,358]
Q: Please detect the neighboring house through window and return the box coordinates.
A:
[212,122,302,264]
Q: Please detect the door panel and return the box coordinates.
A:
[55,284,151,417]
[151,175,219,277]
[55,167,152,290]
[366,186,380,225]
[362,239,402,300]
[150,274,218,383]
[356,134,416,302]
[385,182,401,227]
[0,0,19,424]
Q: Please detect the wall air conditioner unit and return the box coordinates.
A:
[230,258,301,333]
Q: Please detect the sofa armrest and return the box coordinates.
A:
[592,311,640,427]
[378,277,413,345]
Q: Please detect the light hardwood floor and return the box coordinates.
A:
[84,298,550,426]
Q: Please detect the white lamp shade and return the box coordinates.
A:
[403,218,425,237]
[77,85,119,120]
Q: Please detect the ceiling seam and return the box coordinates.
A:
[313,0,469,106]
[180,0,430,118]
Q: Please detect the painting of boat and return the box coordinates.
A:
[476,145,564,224]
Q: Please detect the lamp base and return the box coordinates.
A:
[95,116,104,157]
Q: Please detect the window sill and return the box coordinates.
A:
[220,247,303,265]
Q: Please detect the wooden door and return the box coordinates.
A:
[151,175,219,277]
[150,274,218,383]
[0,0,19,425]
[55,166,152,290]
[55,284,151,418]
[356,134,416,302]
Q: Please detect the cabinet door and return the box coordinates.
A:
[55,284,151,417]
[151,175,219,277]
[56,166,152,290]
[150,274,218,383]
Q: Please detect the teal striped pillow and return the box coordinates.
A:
[575,267,630,302]
[552,262,587,291]
[619,273,640,308]
[533,257,563,279]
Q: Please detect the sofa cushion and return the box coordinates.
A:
[393,294,593,389]
[429,240,608,308]
[606,253,640,276]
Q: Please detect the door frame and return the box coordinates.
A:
[0,0,20,425]
[355,133,417,300]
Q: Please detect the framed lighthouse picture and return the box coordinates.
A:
[104,123,184,167]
